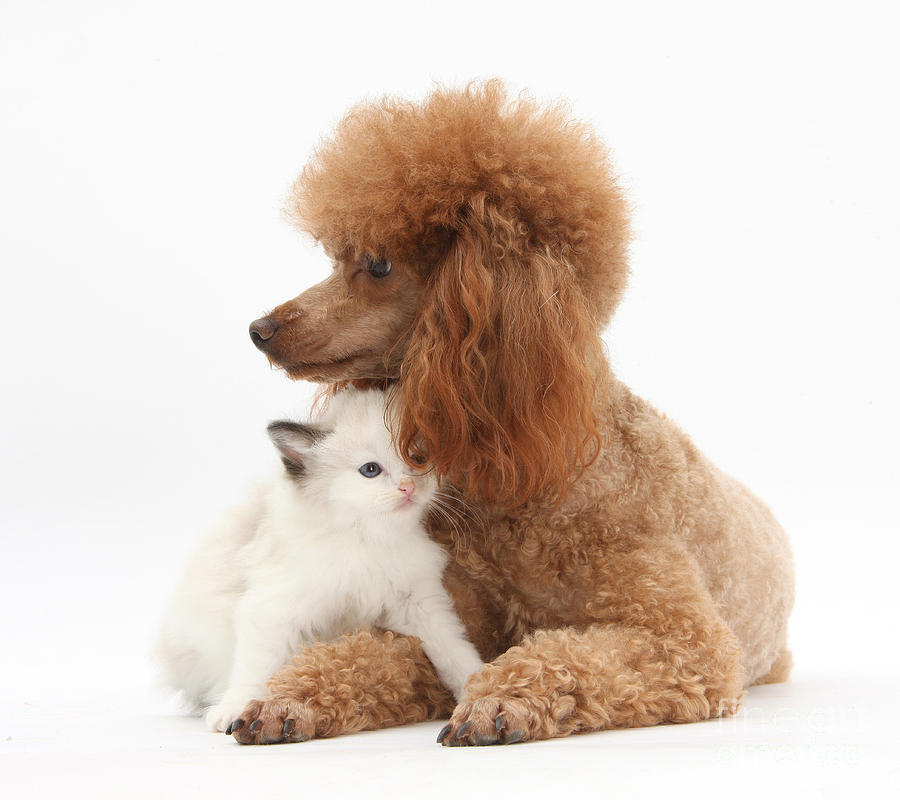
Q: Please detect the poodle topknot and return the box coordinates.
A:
[289,80,630,329]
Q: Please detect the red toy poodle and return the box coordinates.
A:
[235,81,794,746]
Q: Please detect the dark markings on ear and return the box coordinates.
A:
[266,420,329,482]
[267,420,328,445]
[279,455,307,481]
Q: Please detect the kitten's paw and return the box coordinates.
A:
[205,698,253,733]
[229,698,317,745]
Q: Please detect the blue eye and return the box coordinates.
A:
[358,462,382,478]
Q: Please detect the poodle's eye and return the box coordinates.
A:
[358,462,383,478]
[366,257,392,279]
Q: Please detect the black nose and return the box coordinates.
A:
[249,316,280,351]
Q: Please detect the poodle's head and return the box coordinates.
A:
[251,81,630,507]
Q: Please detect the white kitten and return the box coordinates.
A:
[156,388,483,732]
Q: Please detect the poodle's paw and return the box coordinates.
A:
[229,697,317,745]
[438,695,553,747]
[205,698,254,733]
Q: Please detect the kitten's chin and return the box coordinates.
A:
[393,499,421,514]
[389,497,433,521]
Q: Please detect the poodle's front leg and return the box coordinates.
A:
[231,628,454,744]
[441,549,747,746]
[441,619,745,746]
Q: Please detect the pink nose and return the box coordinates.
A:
[398,479,415,499]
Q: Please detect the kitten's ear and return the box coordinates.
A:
[267,421,328,480]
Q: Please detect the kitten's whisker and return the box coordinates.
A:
[428,500,463,542]
[434,490,483,532]
[429,491,480,555]
[430,498,462,530]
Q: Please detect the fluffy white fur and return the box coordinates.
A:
[156,388,483,732]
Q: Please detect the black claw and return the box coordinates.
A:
[229,718,245,734]
[248,720,263,734]
[225,721,234,736]
[282,719,295,737]
[455,721,472,740]
[473,733,499,746]
[495,713,506,733]
[436,724,452,744]
[504,729,526,744]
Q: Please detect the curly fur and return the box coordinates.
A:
[239,81,794,746]
[234,630,455,743]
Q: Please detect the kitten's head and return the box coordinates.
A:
[267,388,436,527]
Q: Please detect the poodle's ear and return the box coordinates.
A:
[394,201,609,507]
[267,421,329,481]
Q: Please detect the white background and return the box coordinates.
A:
[1,0,898,797]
